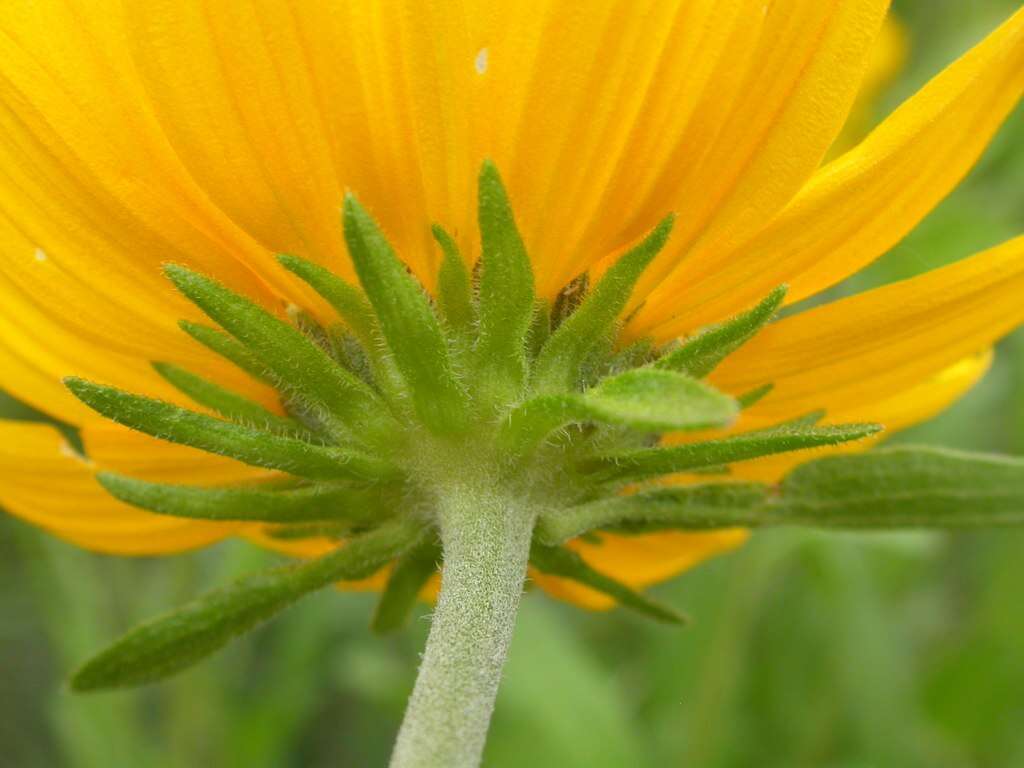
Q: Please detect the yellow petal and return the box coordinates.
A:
[532,529,748,611]
[710,236,1024,419]
[121,0,886,296]
[829,12,908,156]
[0,0,305,423]
[0,420,235,555]
[81,423,274,485]
[639,5,1024,338]
[727,349,992,482]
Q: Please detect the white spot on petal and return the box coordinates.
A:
[474,47,489,75]
[34,247,47,262]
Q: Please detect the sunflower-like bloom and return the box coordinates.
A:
[2,2,1024,613]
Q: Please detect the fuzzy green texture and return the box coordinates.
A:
[389,481,536,768]
[71,519,422,691]
[59,161,1024,768]
[97,473,390,525]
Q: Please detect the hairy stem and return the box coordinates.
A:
[389,483,536,768]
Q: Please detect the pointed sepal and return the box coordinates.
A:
[588,421,882,484]
[656,286,787,378]
[532,215,674,394]
[152,362,306,438]
[71,520,423,691]
[474,161,536,404]
[432,224,475,335]
[164,264,391,444]
[65,379,398,482]
[499,369,738,457]
[97,473,391,524]
[179,321,273,385]
[342,196,470,434]
[530,543,687,625]
[537,483,770,544]
[371,540,440,634]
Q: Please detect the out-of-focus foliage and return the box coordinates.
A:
[3,1,1024,765]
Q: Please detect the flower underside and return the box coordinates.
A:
[68,160,971,692]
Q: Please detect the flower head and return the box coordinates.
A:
[3,1,1024,621]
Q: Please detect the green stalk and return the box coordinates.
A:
[389,483,537,768]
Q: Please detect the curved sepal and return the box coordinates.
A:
[71,520,424,691]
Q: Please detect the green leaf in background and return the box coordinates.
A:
[552,445,1024,540]
[71,520,423,691]
[656,286,787,378]
[780,445,1024,528]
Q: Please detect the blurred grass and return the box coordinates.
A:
[4,1,1024,765]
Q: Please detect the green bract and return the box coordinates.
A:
[63,162,1024,692]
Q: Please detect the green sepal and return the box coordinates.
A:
[532,215,674,394]
[537,483,770,544]
[371,540,441,634]
[164,264,392,444]
[656,286,787,378]
[97,473,391,524]
[778,446,1024,528]
[277,254,375,341]
[152,362,307,438]
[527,299,552,361]
[542,446,1024,539]
[342,196,470,434]
[71,520,423,691]
[279,254,411,404]
[589,421,881,485]
[432,224,475,335]
[499,369,738,457]
[179,321,272,385]
[737,383,774,409]
[586,369,738,432]
[64,378,398,483]
[474,160,535,404]
[529,543,687,625]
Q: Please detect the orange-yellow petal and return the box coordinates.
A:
[532,529,748,611]
[0,420,235,555]
[829,12,907,156]
[0,0,299,422]
[727,349,992,482]
[709,236,1024,420]
[81,423,275,485]
[121,0,887,296]
[638,5,1024,338]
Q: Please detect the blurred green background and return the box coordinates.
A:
[4,2,1024,766]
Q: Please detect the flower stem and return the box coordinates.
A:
[389,483,536,768]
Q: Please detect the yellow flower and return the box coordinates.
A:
[1,1,1024,611]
